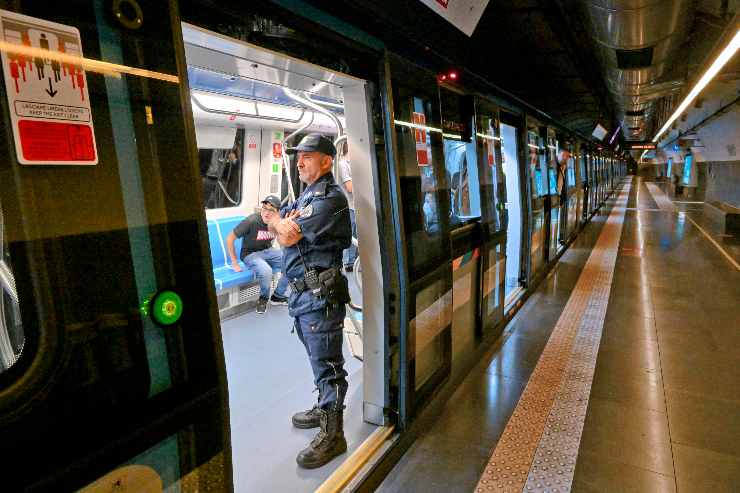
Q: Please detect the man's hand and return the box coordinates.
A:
[231,260,242,272]
[273,210,303,246]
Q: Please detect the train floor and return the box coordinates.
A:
[221,285,374,492]
[378,175,740,493]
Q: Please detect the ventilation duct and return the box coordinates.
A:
[583,0,695,140]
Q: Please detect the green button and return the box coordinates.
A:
[141,290,183,327]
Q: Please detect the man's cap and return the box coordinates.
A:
[285,133,336,158]
[261,195,281,210]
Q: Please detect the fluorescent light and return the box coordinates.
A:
[394,119,442,133]
[443,133,462,140]
[475,132,501,141]
[654,28,740,143]
[527,143,540,150]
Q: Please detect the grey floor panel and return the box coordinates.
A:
[221,306,375,493]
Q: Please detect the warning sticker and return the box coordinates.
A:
[0,9,97,165]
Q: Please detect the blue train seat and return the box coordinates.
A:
[206,215,281,292]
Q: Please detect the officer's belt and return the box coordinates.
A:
[289,267,332,293]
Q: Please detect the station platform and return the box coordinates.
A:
[378,176,740,493]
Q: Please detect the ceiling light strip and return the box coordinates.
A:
[653,28,740,143]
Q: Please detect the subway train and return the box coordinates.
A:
[0,1,626,491]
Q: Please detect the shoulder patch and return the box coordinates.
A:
[300,204,314,218]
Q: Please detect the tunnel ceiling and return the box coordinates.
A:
[239,0,736,143]
[302,0,620,138]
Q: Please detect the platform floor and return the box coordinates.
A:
[378,175,740,493]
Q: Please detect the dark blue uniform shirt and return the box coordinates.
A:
[281,172,351,316]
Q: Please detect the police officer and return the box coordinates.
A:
[267,133,352,469]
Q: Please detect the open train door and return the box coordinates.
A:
[0,2,231,491]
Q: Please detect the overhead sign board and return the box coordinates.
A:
[417,0,491,37]
[625,142,657,150]
[0,9,97,165]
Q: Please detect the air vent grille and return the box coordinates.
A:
[616,47,654,69]
[239,284,260,303]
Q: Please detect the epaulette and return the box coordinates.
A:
[312,180,328,197]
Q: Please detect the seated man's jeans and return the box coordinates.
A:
[242,248,289,298]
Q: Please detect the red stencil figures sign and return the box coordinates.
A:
[1,9,98,165]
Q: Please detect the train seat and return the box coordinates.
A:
[207,216,280,292]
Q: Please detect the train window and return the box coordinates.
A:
[567,146,576,188]
[391,66,448,279]
[0,201,23,374]
[547,136,558,195]
[579,152,587,183]
[440,89,480,226]
[475,98,504,231]
[527,130,546,198]
[198,129,244,209]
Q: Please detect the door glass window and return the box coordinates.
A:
[546,134,558,195]
[475,99,504,231]
[527,129,546,198]
[440,89,480,226]
[391,64,449,279]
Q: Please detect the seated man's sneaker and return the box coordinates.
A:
[256,297,268,314]
[270,293,289,306]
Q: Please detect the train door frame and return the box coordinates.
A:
[0,3,232,490]
[499,110,528,310]
[524,115,548,284]
[472,96,506,337]
[384,53,454,421]
[178,11,396,430]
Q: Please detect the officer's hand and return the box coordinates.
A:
[231,261,242,272]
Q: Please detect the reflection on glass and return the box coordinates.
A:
[414,280,450,390]
[667,158,673,177]
[0,201,23,373]
[415,97,441,235]
[528,131,546,197]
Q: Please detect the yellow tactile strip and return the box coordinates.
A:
[475,179,632,493]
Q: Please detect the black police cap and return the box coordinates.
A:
[285,133,336,158]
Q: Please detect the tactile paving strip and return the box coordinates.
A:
[475,179,632,493]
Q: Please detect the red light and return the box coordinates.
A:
[449,72,457,79]
[440,74,447,81]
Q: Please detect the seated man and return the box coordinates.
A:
[227,195,289,313]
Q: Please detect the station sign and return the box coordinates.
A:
[0,9,97,165]
[625,142,657,150]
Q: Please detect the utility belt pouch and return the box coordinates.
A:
[303,268,322,296]
[318,268,350,305]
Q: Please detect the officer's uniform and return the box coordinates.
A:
[281,172,352,411]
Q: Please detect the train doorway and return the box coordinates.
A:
[500,122,523,305]
[182,23,386,492]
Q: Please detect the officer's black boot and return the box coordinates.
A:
[296,408,347,469]
[291,404,321,429]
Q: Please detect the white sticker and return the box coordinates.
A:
[0,9,97,165]
[300,204,313,218]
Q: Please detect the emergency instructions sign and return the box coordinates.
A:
[0,10,97,165]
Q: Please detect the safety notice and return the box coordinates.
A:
[0,9,97,165]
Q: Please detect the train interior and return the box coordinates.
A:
[182,24,382,492]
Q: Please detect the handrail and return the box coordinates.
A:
[190,93,306,124]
